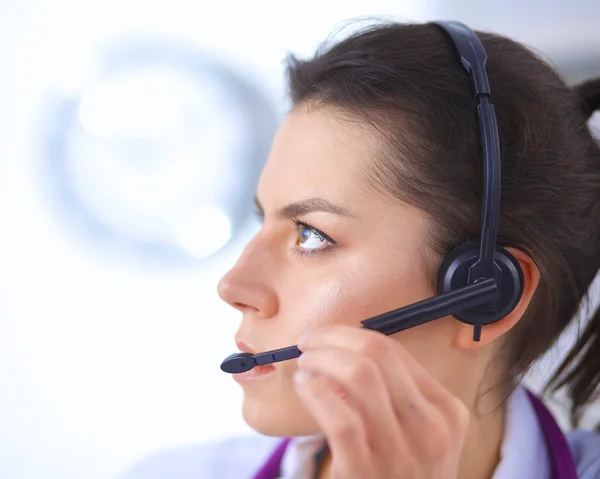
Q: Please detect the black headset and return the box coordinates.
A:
[221,21,524,374]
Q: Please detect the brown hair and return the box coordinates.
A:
[284,21,600,426]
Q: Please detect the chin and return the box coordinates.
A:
[241,391,319,437]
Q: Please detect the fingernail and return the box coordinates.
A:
[294,369,313,383]
[298,329,314,349]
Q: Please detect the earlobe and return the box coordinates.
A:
[453,247,541,350]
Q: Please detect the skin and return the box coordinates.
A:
[217,103,540,478]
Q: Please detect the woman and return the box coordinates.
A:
[124,20,600,479]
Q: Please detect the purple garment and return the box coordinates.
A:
[253,391,578,479]
[526,390,578,479]
[252,438,291,479]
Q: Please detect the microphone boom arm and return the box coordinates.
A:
[220,278,498,374]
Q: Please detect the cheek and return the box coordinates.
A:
[328,257,433,325]
[280,276,350,335]
[281,252,434,337]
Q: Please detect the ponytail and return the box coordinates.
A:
[549,301,600,426]
[547,77,600,427]
[576,77,600,120]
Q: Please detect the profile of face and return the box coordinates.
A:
[217,103,471,437]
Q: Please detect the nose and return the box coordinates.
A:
[217,236,279,319]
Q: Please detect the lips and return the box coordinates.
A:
[235,338,258,355]
[233,337,276,381]
[233,364,276,382]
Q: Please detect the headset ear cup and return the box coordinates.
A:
[437,241,524,326]
[437,241,480,293]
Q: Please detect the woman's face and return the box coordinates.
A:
[217,104,460,437]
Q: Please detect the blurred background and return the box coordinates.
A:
[1,0,599,478]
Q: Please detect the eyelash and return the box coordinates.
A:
[253,210,336,257]
[291,218,336,257]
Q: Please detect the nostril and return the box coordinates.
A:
[233,302,257,312]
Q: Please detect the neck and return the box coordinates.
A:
[458,397,505,478]
[316,449,332,479]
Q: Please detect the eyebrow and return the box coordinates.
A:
[254,196,352,219]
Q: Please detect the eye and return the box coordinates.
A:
[293,219,335,253]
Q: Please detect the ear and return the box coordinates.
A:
[453,247,540,349]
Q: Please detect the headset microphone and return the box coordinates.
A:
[220,21,524,375]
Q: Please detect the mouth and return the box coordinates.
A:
[232,363,276,382]
[235,338,258,355]
[233,338,276,382]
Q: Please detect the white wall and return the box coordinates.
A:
[1,1,599,478]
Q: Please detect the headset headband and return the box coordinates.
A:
[433,21,502,289]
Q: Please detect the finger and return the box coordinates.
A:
[299,326,427,411]
[293,371,371,479]
[299,325,463,453]
[299,325,451,403]
[298,348,404,455]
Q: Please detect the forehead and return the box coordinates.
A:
[257,104,377,208]
[255,102,432,266]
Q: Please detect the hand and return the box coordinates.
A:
[294,325,470,479]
